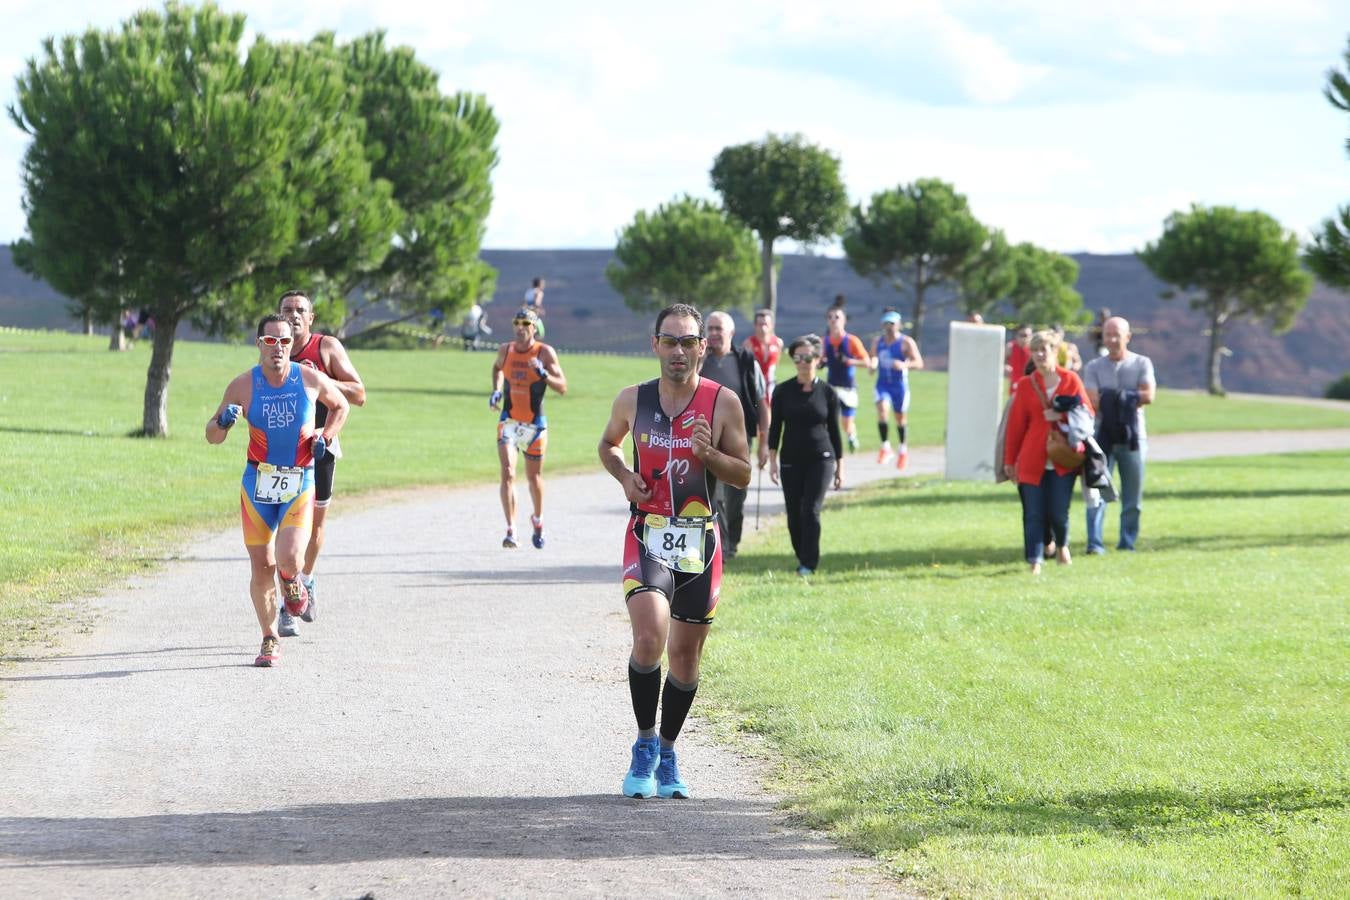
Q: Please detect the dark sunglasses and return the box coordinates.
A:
[655,333,703,350]
[792,353,817,363]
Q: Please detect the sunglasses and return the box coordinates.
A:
[257,335,294,347]
[655,333,703,350]
[792,353,817,363]
[512,317,535,326]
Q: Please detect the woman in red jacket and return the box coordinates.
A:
[1002,330,1094,574]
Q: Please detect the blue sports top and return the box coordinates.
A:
[245,363,317,467]
[875,336,908,388]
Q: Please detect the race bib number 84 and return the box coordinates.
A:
[253,463,304,504]
[642,514,710,574]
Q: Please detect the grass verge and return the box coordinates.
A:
[3,327,1347,655]
[706,451,1349,897]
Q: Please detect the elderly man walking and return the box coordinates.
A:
[698,311,768,559]
[1082,316,1156,553]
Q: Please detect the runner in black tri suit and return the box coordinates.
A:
[278,290,366,636]
[598,303,751,800]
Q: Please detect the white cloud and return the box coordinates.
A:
[0,0,1344,257]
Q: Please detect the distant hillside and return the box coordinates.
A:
[480,249,1350,398]
[4,246,1347,397]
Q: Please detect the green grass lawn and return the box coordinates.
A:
[2,326,1347,653]
[707,451,1349,898]
[3,329,1348,894]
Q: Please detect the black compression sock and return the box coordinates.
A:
[628,657,661,733]
[898,426,907,446]
[658,674,699,745]
[878,422,889,443]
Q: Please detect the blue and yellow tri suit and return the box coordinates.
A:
[239,363,317,546]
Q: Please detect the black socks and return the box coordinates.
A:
[659,674,699,746]
[628,657,661,734]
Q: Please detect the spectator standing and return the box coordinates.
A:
[462,302,491,350]
[524,277,546,337]
[1005,324,1033,393]
[1082,316,1155,553]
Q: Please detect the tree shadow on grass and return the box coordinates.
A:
[866,782,1347,850]
[731,528,1347,578]
[0,795,853,868]
[0,425,120,439]
[1149,487,1350,501]
[732,547,1021,579]
[833,483,1350,513]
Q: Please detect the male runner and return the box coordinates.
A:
[871,309,924,470]
[742,308,784,400]
[491,307,567,548]
[277,290,366,637]
[822,303,871,454]
[598,303,752,800]
[206,314,348,667]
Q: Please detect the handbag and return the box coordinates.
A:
[1033,377,1085,470]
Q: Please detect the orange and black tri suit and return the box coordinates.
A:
[498,340,550,457]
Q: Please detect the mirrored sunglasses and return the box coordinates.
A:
[792,353,817,363]
[257,335,294,347]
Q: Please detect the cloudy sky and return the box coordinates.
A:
[0,0,1345,255]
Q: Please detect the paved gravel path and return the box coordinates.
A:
[1,429,1345,898]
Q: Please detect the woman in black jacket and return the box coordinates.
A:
[768,334,844,576]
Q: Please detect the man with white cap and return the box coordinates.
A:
[870,308,923,471]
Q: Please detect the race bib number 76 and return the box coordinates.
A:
[253,463,304,504]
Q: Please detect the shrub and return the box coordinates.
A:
[1326,372,1350,401]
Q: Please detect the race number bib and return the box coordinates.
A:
[501,420,541,450]
[642,514,711,574]
[253,463,304,504]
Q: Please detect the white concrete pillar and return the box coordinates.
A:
[945,321,1007,481]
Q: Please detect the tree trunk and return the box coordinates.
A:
[141,314,178,437]
[911,261,927,345]
[1206,307,1226,397]
[83,311,94,336]
[760,237,777,317]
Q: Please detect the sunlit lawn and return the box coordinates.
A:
[708,452,1349,897]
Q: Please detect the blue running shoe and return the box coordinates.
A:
[300,577,317,623]
[657,747,690,799]
[622,737,660,799]
[530,515,545,549]
[277,605,299,637]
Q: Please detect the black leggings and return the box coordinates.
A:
[779,457,833,570]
